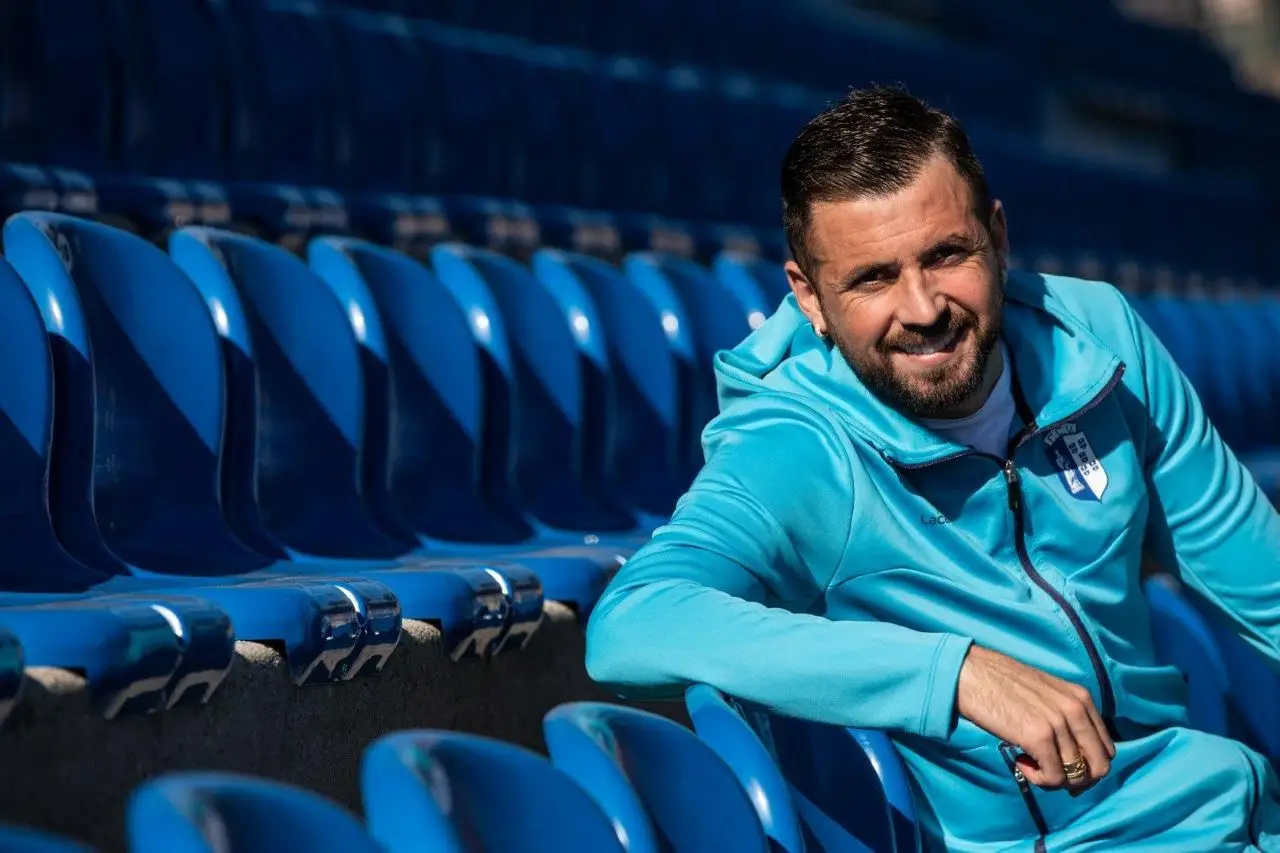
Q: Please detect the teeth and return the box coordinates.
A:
[899,329,957,356]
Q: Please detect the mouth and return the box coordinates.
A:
[892,326,964,367]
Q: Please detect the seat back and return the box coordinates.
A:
[0,252,109,591]
[361,730,624,853]
[532,249,692,515]
[170,227,412,559]
[308,237,536,544]
[115,0,234,179]
[432,244,634,533]
[224,0,342,185]
[330,10,430,193]
[127,772,380,853]
[3,213,260,576]
[1142,573,1230,737]
[684,685,806,853]
[715,253,791,310]
[544,701,769,853]
[624,252,768,473]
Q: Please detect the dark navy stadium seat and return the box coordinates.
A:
[544,701,770,853]
[684,684,807,853]
[113,0,233,180]
[361,729,626,852]
[0,0,116,172]
[432,244,643,540]
[167,226,538,658]
[329,10,431,193]
[1142,574,1230,737]
[127,773,380,853]
[532,249,690,522]
[307,237,618,618]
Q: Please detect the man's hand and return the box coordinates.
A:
[957,645,1116,792]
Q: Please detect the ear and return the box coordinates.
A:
[785,260,826,336]
[989,199,1009,276]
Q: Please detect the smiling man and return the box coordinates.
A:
[585,86,1280,850]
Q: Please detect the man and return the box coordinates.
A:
[585,86,1280,850]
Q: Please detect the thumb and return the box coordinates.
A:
[1015,754,1052,788]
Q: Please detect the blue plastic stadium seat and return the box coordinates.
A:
[714,253,791,312]
[307,237,620,618]
[94,177,197,243]
[361,729,626,852]
[1142,573,1230,737]
[532,249,691,521]
[223,0,341,187]
[167,226,539,657]
[0,164,60,222]
[616,215,697,259]
[0,212,416,687]
[113,0,234,179]
[684,685,807,853]
[585,57,664,214]
[328,10,431,193]
[443,197,542,261]
[0,245,237,713]
[686,685,921,853]
[0,626,22,727]
[0,0,116,171]
[624,252,770,476]
[509,45,593,207]
[544,701,770,852]
[348,194,453,261]
[431,244,644,541]
[127,773,380,853]
[536,206,622,263]
[414,24,521,198]
[0,824,95,852]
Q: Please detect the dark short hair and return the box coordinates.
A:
[781,85,992,279]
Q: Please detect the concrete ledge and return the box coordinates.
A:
[0,603,687,851]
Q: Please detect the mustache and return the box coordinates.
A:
[879,310,971,352]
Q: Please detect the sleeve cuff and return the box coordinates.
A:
[917,634,974,738]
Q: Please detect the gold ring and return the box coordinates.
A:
[1063,756,1088,781]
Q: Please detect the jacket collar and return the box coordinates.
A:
[805,271,1126,467]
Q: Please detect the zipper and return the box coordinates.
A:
[1000,741,1049,852]
[889,364,1126,721]
[1001,365,1126,720]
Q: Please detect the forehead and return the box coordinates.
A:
[807,154,980,278]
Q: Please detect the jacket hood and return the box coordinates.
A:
[712,270,1126,466]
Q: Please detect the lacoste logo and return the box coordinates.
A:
[921,514,953,526]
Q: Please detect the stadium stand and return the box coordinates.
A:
[3,0,1280,849]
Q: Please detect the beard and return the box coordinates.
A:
[825,290,1003,420]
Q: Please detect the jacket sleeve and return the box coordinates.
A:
[584,397,974,738]
[1124,302,1280,666]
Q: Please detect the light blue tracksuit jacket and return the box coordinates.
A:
[585,270,1280,851]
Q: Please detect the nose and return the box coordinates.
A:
[894,269,946,329]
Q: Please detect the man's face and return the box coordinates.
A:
[787,154,1008,420]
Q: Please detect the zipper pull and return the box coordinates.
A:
[1003,460,1020,512]
[999,742,1032,792]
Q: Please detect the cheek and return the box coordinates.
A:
[830,301,892,354]
[942,272,1000,321]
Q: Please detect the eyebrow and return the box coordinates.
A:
[835,231,988,292]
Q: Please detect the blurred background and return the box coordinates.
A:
[2,0,1279,288]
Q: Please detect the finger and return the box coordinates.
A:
[1066,698,1111,783]
[1053,725,1090,792]
[1021,724,1067,789]
[1064,701,1105,783]
[1083,695,1117,761]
